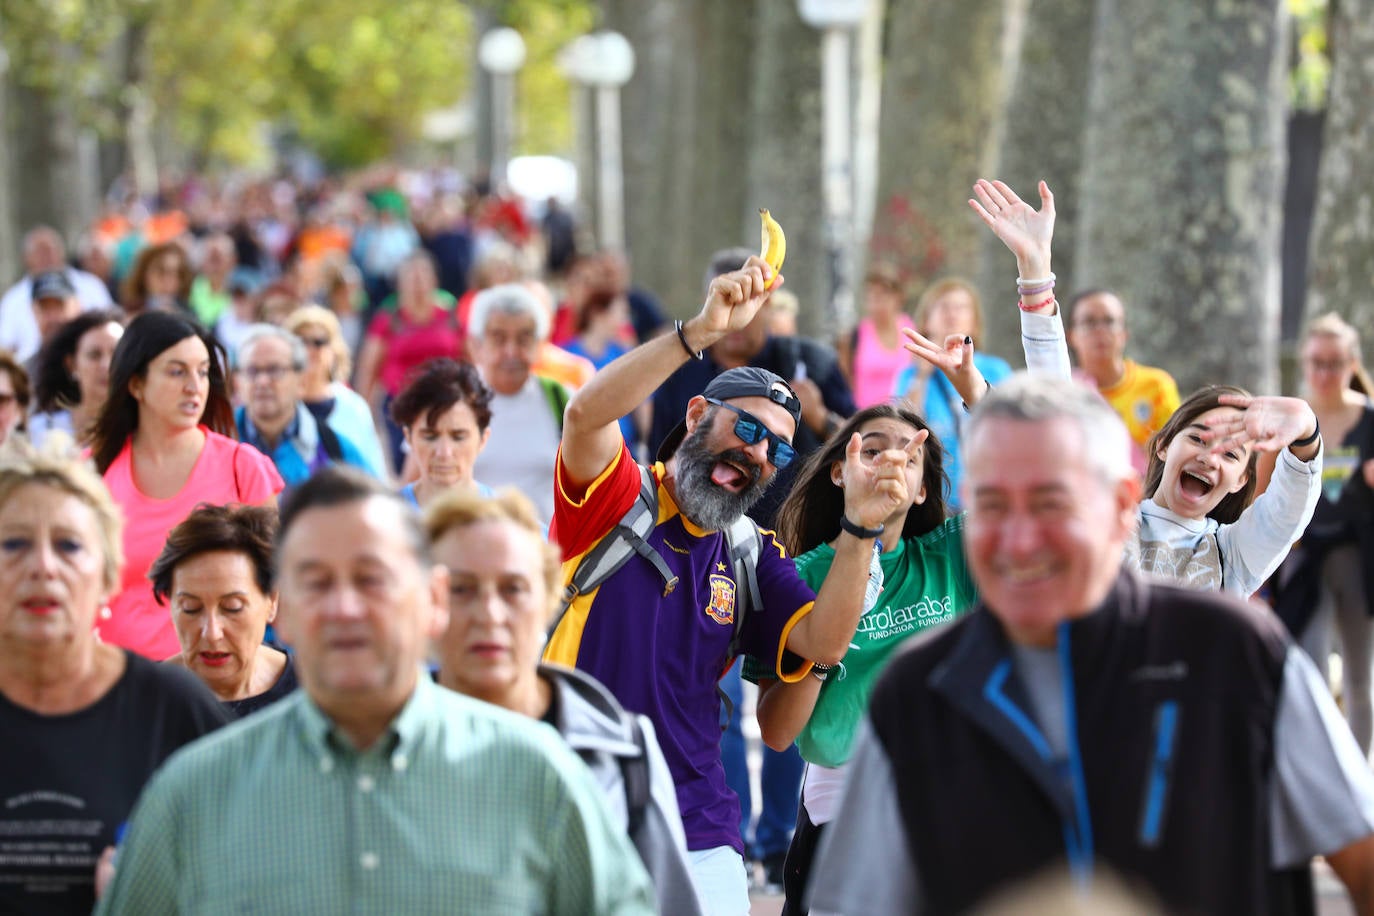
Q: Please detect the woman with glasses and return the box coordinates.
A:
[1272,313,1374,753]
[91,311,283,660]
[283,305,388,479]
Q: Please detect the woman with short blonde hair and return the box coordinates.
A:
[283,305,388,479]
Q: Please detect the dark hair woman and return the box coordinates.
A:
[389,358,494,509]
[90,311,283,661]
[748,403,980,914]
[28,309,124,449]
[151,503,298,717]
[0,351,30,446]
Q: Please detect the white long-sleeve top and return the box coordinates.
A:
[1017,308,1321,597]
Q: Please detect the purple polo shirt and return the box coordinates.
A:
[547,444,816,853]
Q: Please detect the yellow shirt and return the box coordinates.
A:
[1099,359,1181,450]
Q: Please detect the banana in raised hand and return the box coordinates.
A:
[758,208,785,289]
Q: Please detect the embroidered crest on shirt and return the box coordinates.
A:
[705,573,737,625]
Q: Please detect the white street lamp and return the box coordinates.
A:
[560,31,635,251]
[478,27,527,187]
[798,0,870,336]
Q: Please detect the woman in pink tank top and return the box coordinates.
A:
[90,312,283,660]
[845,264,915,408]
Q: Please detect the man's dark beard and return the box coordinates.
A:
[673,420,772,530]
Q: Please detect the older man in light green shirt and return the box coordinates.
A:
[97,468,653,915]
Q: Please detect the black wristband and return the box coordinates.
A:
[839,516,884,540]
[1291,418,1320,450]
[675,320,704,361]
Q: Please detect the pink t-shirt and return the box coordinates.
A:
[852,314,915,408]
[99,429,283,659]
[366,305,465,396]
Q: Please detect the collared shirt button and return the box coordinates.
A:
[357,775,375,793]
[391,754,408,772]
[360,852,379,870]
[319,757,335,774]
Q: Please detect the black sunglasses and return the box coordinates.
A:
[705,398,797,469]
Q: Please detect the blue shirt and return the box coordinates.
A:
[236,403,376,488]
[892,352,1013,509]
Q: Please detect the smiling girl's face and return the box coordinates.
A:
[1151,406,1252,519]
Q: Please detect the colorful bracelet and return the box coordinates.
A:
[1017,295,1057,313]
[1017,279,1056,297]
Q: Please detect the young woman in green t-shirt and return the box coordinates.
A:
[753,402,979,914]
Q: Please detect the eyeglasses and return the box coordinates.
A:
[704,397,796,469]
[242,364,295,382]
[1072,317,1122,331]
[300,336,331,349]
[1305,358,1350,373]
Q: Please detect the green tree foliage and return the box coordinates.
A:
[148,0,476,168]
[1289,0,1330,110]
[0,0,595,169]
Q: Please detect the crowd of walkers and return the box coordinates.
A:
[0,167,1372,916]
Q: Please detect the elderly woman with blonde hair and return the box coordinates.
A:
[283,304,388,479]
[0,452,227,914]
[426,488,702,915]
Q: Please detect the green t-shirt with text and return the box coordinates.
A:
[749,514,977,767]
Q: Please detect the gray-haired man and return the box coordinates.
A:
[234,324,375,488]
[810,373,1374,914]
[468,283,570,522]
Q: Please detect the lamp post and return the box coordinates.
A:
[557,36,598,233]
[477,27,527,188]
[799,0,870,336]
[560,31,635,251]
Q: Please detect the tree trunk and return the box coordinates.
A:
[1075,0,1288,394]
[869,0,1007,304]
[745,3,826,337]
[976,0,1094,362]
[0,50,16,288]
[1305,0,1374,336]
[602,0,759,314]
[8,77,87,246]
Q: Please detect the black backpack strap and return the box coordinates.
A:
[317,420,345,463]
[617,713,651,838]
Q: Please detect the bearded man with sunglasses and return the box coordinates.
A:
[546,256,900,915]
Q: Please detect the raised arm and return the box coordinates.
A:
[560,258,780,485]
[969,178,1056,315]
[786,432,925,665]
[901,179,1065,411]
